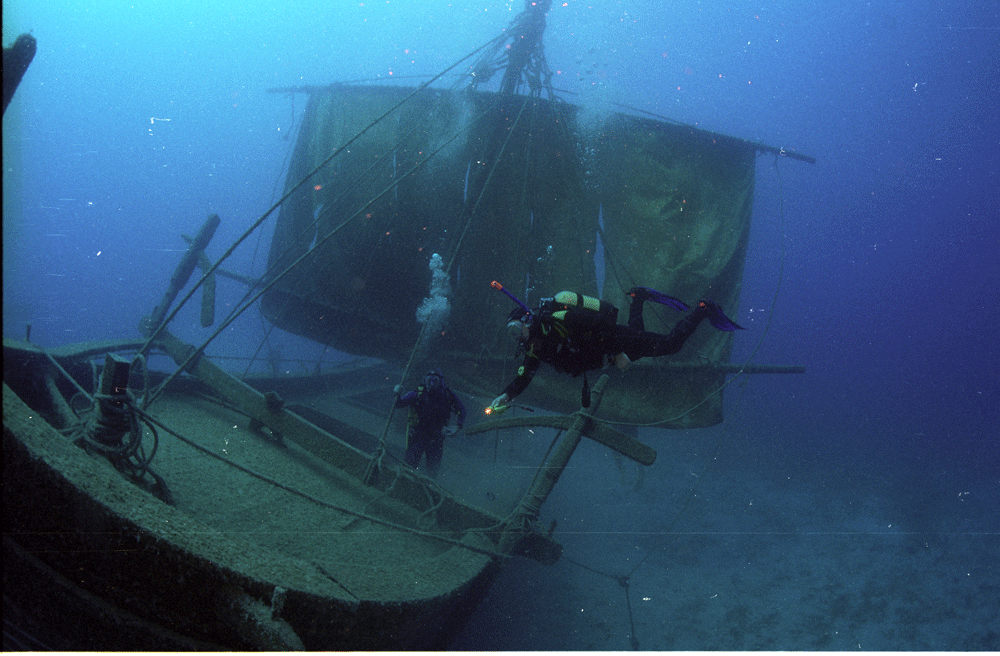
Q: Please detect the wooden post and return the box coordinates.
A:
[498,374,612,555]
[147,214,220,331]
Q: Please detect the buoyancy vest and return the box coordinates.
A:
[540,291,618,334]
[407,385,454,432]
[534,291,619,375]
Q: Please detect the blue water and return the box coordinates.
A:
[4,1,997,650]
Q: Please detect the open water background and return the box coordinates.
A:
[4,1,997,650]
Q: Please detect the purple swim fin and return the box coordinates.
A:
[629,286,690,312]
[697,298,745,331]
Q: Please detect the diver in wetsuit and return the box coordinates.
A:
[394,369,467,478]
[490,287,743,410]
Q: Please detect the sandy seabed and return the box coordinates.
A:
[449,422,999,651]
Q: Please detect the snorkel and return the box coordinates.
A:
[491,280,531,318]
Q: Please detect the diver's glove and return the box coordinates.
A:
[393,384,403,396]
[488,393,511,414]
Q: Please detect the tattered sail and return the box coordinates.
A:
[262,84,762,427]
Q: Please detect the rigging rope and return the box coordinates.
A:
[609,152,787,428]
[136,401,505,560]
[35,338,507,561]
[364,88,538,484]
[137,30,508,371]
[551,153,791,650]
[131,6,795,598]
[361,0,565,483]
[62,353,172,503]
[144,117,474,409]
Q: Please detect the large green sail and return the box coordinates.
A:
[262,85,756,427]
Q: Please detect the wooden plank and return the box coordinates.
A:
[465,412,656,465]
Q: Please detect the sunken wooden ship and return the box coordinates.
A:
[4,5,810,650]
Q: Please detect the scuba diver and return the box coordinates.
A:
[490,286,743,410]
[394,369,467,478]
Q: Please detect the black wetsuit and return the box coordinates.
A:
[394,385,466,477]
[502,297,706,400]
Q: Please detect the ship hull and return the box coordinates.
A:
[3,343,503,650]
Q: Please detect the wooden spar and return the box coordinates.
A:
[266,84,816,165]
[265,84,345,94]
[211,267,264,289]
[702,363,805,374]
[151,325,373,480]
[181,233,217,328]
[144,326,562,562]
[465,413,656,466]
[470,374,649,557]
[748,142,816,164]
[447,354,805,375]
[147,214,220,331]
